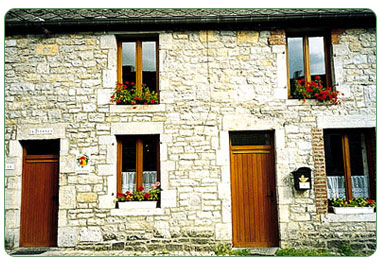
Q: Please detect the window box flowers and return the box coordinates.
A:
[116,182,161,209]
[330,197,376,214]
[294,76,343,104]
[110,81,159,106]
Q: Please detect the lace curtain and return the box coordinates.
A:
[327,175,370,199]
[122,171,157,193]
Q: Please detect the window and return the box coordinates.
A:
[286,34,332,97]
[117,36,159,95]
[116,135,160,194]
[324,129,376,201]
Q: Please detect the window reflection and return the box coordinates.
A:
[287,37,305,95]
[122,42,136,84]
[142,41,157,91]
[308,37,326,85]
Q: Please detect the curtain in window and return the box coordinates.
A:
[122,171,157,193]
[327,175,370,199]
[327,176,346,199]
[351,175,370,198]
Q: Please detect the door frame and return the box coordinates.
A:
[19,140,60,247]
[229,131,279,247]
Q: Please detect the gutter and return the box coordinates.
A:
[5,11,376,35]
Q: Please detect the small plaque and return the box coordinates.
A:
[5,163,14,170]
[29,129,36,135]
[37,128,53,135]
[299,182,310,189]
[76,154,90,175]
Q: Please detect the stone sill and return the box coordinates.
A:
[285,99,335,106]
[110,104,165,113]
[110,207,165,216]
[321,213,376,223]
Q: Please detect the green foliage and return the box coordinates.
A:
[110,81,159,105]
[117,182,161,202]
[214,244,250,256]
[330,197,376,208]
[275,248,336,256]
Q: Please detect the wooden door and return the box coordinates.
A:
[230,132,279,247]
[20,140,59,247]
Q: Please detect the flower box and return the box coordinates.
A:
[333,207,374,214]
[118,201,157,209]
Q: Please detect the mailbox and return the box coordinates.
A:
[292,167,312,190]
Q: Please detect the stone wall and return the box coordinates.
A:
[4,28,376,253]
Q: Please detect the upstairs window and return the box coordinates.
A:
[117,36,159,95]
[287,34,332,98]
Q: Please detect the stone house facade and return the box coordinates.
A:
[4,9,376,253]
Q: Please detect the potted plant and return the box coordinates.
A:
[116,181,161,209]
[329,197,376,214]
[110,81,159,106]
[294,76,343,104]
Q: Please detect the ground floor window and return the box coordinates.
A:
[116,135,160,194]
[323,128,376,201]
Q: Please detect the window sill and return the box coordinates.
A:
[110,104,165,113]
[110,207,165,216]
[321,212,376,223]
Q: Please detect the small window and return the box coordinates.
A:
[287,34,332,98]
[116,135,160,194]
[324,129,376,201]
[117,37,159,95]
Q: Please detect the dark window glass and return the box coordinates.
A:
[122,42,136,85]
[324,133,345,176]
[231,133,271,146]
[122,139,136,172]
[142,41,157,91]
[22,139,60,155]
[308,37,327,87]
[287,37,305,95]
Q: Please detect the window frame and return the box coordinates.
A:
[323,128,376,201]
[117,35,159,96]
[286,32,333,98]
[116,135,161,195]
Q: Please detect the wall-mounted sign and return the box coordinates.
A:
[76,154,90,175]
[29,128,54,135]
[292,167,312,190]
[5,163,15,170]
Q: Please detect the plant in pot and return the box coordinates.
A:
[116,181,161,209]
[110,81,159,106]
[329,197,376,214]
[294,76,343,104]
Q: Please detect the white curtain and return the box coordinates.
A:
[351,175,370,198]
[122,171,157,193]
[327,175,369,199]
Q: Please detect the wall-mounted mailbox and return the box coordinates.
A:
[292,167,312,190]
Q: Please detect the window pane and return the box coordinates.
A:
[143,136,158,189]
[142,41,157,92]
[122,42,136,85]
[348,133,370,198]
[287,37,305,96]
[121,139,136,193]
[308,37,327,86]
[324,133,346,200]
[231,133,270,146]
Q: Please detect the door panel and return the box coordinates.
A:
[20,143,59,247]
[230,132,279,247]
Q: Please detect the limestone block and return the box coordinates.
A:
[59,185,76,209]
[215,223,232,241]
[99,195,116,209]
[79,227,103,242]
[237,31,259,44]
[36,44,58,56]
[161,190,177,208]
[8,140,22,158]
[97,164,114,176]
[58,227,78,247]
[102,69,116,88]
[77,193,97,203]
[100,35,116,49]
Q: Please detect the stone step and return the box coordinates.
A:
[233,247,279,256]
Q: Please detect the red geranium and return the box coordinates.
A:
[138,186,145,192]
[144,193,150,199]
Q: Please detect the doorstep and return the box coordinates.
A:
[233,247,279,256]
[8,247,60,256]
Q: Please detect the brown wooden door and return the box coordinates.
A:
[230,132,279,247]
[20,141,59,247]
